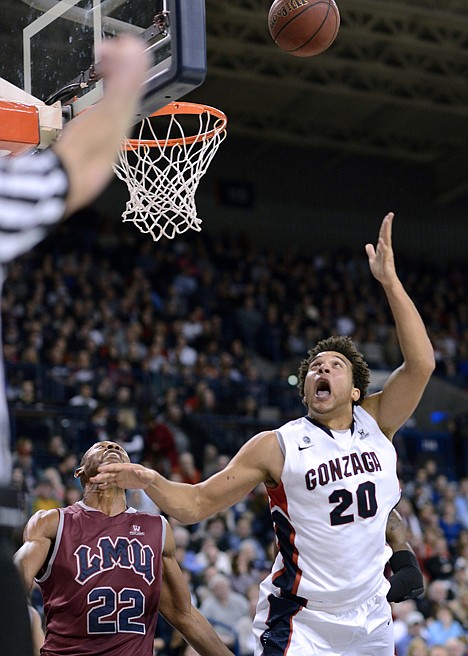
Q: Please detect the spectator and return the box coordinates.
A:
[439,500,465,552]
[429,647,449,656]
[406,636,430,656]
[454,479,468,530]
[173,451,202,485]
[425,536,456,582]
[395,610,428,656]
[36,435,67,470]
[12,437,38,491]
[235,583,259,656]
[68,383,98,411]
[194,537,232,576]
[425,605,465,647]
[31,474,61,513]
[199,573,249,646]
[445,637,467,656]
[397,495,424,543]
[418,580,453,620]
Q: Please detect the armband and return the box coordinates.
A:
[386,550,424,603]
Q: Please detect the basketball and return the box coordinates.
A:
[268,0,340,58]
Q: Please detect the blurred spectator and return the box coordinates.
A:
[445,637,467,656]
[439,500,465,553]
[418,580,453,620]
[449,583,468,630]
[12,437,38,491]
[199,573,248,646]
[235,583,259,656]
[158,402,192,455]
[68,382,98,410]
[56,452,80,487]
[113,407,144,463]
[395,610,428,656]
[173,452,201,485]
[230,540,262,596]
[36,434,67,470]
[397,496,424,543]
[425,536,457,582]
[429,646,449,656]
[31,473,61,513]
[393,600,421,648]
[425,605,465,647]
[406,636,430,656]
[193,537,232,576]
[454,479,468,530]
[228,512,265,562]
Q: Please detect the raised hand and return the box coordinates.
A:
[365,212,397,286]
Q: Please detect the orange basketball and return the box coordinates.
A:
[268,0,340,58]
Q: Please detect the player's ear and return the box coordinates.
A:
[352,387,360,402]
[74,466,84,479]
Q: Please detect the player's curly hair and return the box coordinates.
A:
[297,335,370,405]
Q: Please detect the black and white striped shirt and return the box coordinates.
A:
[0,148,69,484]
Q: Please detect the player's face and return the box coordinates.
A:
[76,441,130,482]
[304,351,360,417]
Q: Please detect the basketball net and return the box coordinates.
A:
[113,101,227,241]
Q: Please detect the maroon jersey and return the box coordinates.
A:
[37,501,165,656]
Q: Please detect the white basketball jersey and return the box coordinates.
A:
[267,406,400,609]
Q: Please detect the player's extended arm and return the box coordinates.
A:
[13,509,60,591]
[158,523,233,656]
[364,213,435,437]
[53,35,150,217]
[91,430,281,524]
[385,508,424,602]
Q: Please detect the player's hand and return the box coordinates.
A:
[90,462,155,490]
[365,212,397,286]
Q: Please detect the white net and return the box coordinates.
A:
[113,103,227,241]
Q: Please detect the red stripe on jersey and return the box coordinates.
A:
[268,482,303,596]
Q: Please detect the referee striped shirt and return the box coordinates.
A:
[0,148,69,484]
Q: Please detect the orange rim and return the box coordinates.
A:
[123,101,227,150]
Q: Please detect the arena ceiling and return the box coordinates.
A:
[186,0,468,207]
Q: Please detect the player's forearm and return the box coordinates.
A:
[145,472,207,524]
[175,607,233,656]
[382,277,435,375]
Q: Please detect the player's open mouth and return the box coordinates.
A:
[315,379,331,398]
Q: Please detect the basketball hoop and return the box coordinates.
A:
[113,101,227,241]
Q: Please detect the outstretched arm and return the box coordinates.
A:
[159,522,233,656]
[363,213,435,438]
[53,35,150,216]
[91,430,282,524]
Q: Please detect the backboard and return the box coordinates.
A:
[0,0,207,122]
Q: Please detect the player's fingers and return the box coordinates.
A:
[97,463,120,472]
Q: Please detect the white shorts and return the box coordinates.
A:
[252,579,394,656]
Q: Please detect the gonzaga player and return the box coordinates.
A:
[93,213,434,655]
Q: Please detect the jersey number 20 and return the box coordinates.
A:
[329,481,377,526]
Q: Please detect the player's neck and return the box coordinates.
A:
[82,487,127,516]
[307,407,353,431]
